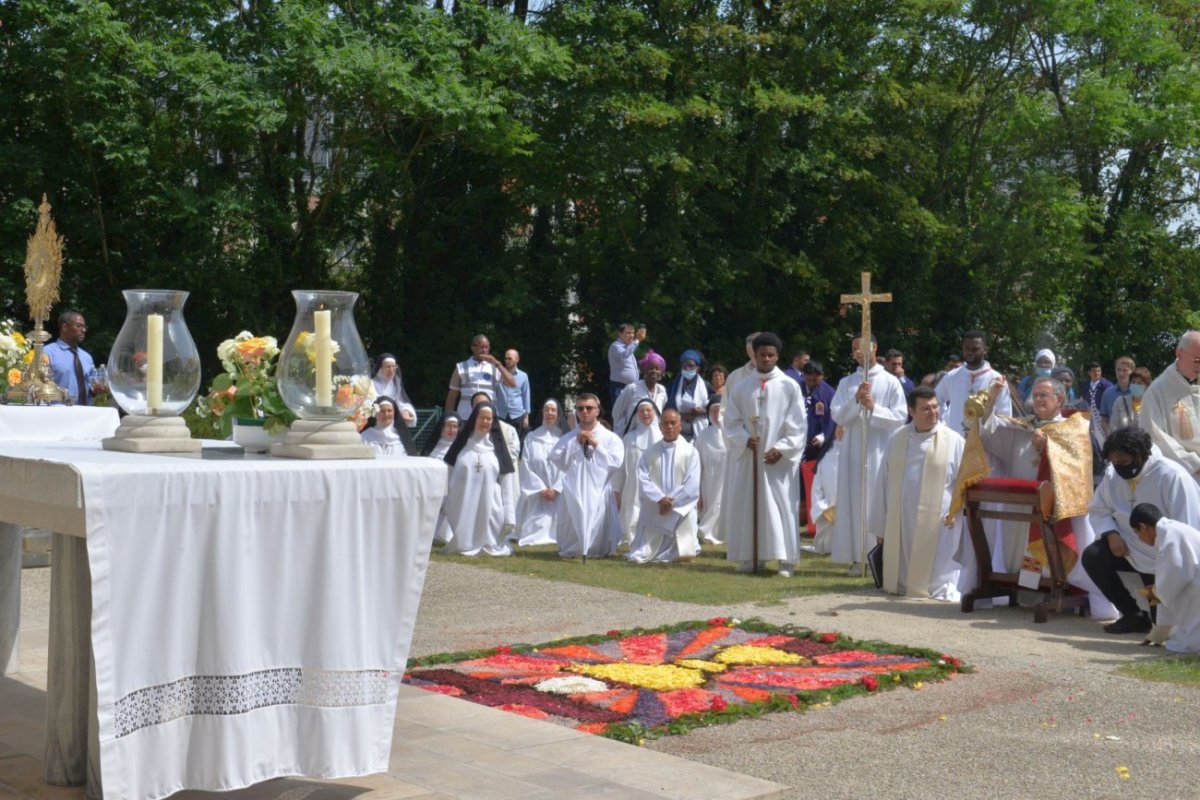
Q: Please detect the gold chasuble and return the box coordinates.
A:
[883,425,954,597]
[977,412,1093,574]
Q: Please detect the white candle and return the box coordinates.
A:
[314,309,332,407]
[146,313,163,414]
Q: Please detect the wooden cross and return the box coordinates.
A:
[840,272,892,365]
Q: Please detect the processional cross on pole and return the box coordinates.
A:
[839,272,892,573]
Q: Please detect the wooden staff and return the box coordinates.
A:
[751,407,761,576]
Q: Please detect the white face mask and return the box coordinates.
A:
[681,369,697,380]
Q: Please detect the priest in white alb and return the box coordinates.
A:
[1142,330,1200,482]
[723,332,807,576]
[830,336,908,570]
[935,330,1011,436]
[549,393,624,558]
[877,386,965,600]
[628,410,701,563]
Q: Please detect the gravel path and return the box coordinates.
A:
[412,560,1200,800]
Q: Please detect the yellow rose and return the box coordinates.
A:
[235,336,271,362]
[7,367,22,385]
[11,332,26,347]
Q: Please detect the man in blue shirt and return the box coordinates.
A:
[607,323,645,407]
[801,361,836,463]
[496,348,532,446]
[45,310,94,405]
[1100,356,1136,435]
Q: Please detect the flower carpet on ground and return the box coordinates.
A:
[403,618,968,742]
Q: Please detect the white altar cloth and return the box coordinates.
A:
[0,405,120,441]
[0,442,445,800]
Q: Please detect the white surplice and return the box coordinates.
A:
[809,444,839,555]
[627,439,701,563]
[513,424,564,546]
[442,434,514,556]
[1143,366,1200,478]
[612,418,663,546]
[549,425,624,557]
[695,420,727,544]
[829,365,907,564]
[1088,455,1200,575]
[611,380,668,434]
[722,367,807,565]
[935,361,1011,437]
[879,423,964,600]
[1156,518,1200,654]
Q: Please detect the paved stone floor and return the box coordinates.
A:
[0,567,784,800]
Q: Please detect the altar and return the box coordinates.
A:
[0,441,445,800]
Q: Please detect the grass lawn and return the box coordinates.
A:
[431,543,874,606]
[1116,655,1200,688]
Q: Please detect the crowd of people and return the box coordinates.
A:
[356,326,1200,656]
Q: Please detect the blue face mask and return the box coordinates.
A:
[1036,367,1052,377]
[1130,384,1146,398]
[681,369,697,380]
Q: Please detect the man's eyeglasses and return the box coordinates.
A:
[576,406,599,412]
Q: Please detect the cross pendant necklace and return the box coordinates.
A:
[475,455,483,473]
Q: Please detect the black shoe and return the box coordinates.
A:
[1103,613,1152,634]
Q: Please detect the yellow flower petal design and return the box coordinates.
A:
[570,663,706,692]
[675,659,726,673]
[712,645,805,666]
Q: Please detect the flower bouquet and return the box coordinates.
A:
[0,319,51,400]
[196,331,296,436]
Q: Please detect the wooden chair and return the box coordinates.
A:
[961,478,1089,623]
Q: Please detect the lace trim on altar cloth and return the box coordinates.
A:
[112,668,392,738]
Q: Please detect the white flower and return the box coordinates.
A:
[535,676,609,695]
[234,330,254,341]
[216,338,237,362]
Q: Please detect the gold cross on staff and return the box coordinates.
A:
[840,271,892,364]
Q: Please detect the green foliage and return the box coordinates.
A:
[1,0,1197,400]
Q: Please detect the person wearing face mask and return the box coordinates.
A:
[665,349,712,441]
[1142,330,1200,481]
[1106,366,1151,435]
[1084,427,1200,634]
[1017,348,1057,405]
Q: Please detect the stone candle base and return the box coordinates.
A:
[270,419,375,460]
[101,415,201,453]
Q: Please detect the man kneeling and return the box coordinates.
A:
[878,386,966,600]
[1130,503,1200,654]
[628,409,701,563]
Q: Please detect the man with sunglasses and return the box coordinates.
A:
[549,395,624,559]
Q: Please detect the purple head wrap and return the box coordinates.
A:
[639,348,666,373]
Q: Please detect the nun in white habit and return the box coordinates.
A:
[513,399,568,546]
[442,403,516,556]
[613,399,663,547]
[371,352,417,427]
[428,413,461,546]
[360,396,415,456]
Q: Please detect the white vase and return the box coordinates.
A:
[232,417,283,453]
